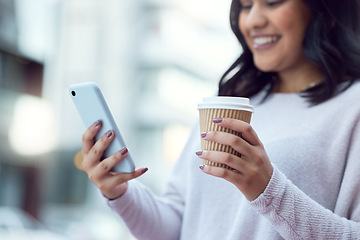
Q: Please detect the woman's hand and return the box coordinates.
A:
[81,120,148,200]
[197,118,273,201]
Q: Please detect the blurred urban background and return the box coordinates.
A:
[0,0,239,239]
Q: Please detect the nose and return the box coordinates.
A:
[244,4,267,29]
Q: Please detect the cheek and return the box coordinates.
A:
[238,15,246,36]
[271,9,294,32]
[273,12,307,48]
[238,15,252,47]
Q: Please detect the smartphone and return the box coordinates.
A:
[68,82,135,173]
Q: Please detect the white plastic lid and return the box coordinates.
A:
[197,97,253,112]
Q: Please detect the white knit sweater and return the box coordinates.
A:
[107,82,360,239]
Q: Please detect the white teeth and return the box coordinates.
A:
[253,36,279,45]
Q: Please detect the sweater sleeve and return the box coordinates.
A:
[106,180,183,240]
[250,165,360,239]
[249,95,360,239]
[105,123,199,240]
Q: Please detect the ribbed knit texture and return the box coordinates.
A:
[107,82,360,239]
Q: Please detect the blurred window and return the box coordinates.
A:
[0,51,43,96]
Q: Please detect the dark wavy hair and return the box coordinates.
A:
[218,0,360,104]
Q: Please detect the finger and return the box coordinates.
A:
[73,150,83,170]
[213,118,261,146]
[82,120,102,155]
[111,167,149,182]
[97,147,129,175]
[196,150,248,172]
[202,131,253,159]
[101,167,149,193]
[199,164,242,183]
[83,129,115,170]
[199,164,268,201]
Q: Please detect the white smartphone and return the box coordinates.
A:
[68,82,135,173]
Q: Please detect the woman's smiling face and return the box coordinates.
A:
[238,0,312,73]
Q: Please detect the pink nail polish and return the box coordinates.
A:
[201,132,207,138]
[120,147,128,155]
[93,120,101,127]
[213,118,223,123]
[195,151,203,156]
[106,130,113,138]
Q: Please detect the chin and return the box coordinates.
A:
[253,60,278,72]
[255,65,276,73]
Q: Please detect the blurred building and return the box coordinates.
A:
[0,0,238,239]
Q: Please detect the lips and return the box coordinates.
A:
[252,35,280,49]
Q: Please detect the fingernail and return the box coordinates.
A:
[106,130,113,138]
[213,118,223,123]
[195,151,203,156]
[141,168,148,174]
[199,165,205,170]
[201,132,207,138]
[93,120,101,127]
[120,147,128,155]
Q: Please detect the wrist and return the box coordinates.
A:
[104,182,128,200]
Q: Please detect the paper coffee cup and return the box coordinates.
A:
[198,97,253,169]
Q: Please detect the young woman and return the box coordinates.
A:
[80,0,360,239]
